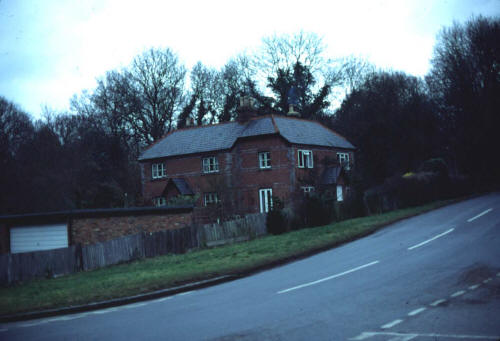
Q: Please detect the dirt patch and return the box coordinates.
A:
[458,263,497,285]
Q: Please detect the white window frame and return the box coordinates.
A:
[298,150,314,168]
[153,197,166,207]
[202,157,219,173]
[259,151,271,169]
[301,186,315,195]
[259,188,273,213]
[337,152,350,170]
[204,192,220,206]
[152,163,166,179]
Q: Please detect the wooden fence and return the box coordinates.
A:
[0,214,266,285]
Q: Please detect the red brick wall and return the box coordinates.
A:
[230,135,293,214]
[71,212,192,245]
[141,151,232,207]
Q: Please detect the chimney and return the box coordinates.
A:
[237,95,257,122]
[287,86,300,117]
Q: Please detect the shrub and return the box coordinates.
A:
[266,197,288,235]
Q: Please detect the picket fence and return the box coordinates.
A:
[0,213,266,285]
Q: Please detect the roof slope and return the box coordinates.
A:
[139,115,354,161]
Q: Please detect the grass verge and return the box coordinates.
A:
[0,199,455,316]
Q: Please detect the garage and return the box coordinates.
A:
[10,224,68,254]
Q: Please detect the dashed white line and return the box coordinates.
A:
[381,319,404,329]
[467,208,493,222]
[350,331,500,340]
[407,228,454,250]
[0,328,7,332]
[451,290,466,298]
[468,284,480,290]
[277,260,380,294]
[430,299,447,307]
[408,307,426,316]
[483,278,492,284]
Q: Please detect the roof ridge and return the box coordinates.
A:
[140,129,176,154]
[270,114,280,134]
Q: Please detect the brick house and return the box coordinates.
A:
[138,112,355,222]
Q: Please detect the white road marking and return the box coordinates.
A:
[350,331,500,340]
[387,335,418,341]
[123,302,148,309]
[91,307,118,314]
[483,278,492,284]
[467,208,493,222]
[408,307,426,316]
[0,328,7,332]
[451,290,466,297]
[277,261,379,294]
[408,228,454,250]
[468,284,480,290]
[155,296,174,302]
[381,319,404,329]
[430,299,447,306]
[46,313,89,322]
[497,272,500,277]
[177,291,194,296]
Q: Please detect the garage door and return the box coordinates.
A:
[10,224,68,254]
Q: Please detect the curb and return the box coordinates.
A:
[0,275,238,323]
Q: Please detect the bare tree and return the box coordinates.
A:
[256,31,327,77]
[129,48,187,143]
[327,56,375,95]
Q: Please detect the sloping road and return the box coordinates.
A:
[2,194,500,340]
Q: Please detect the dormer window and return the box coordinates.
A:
[298,150,313,168]
[152,163,166,179]
[202,157,219,173]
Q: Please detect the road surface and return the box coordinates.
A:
[2,194,500,340]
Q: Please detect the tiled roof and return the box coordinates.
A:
[171,178,194,195]
[139,115,355,161]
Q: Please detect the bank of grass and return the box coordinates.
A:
[0,200,454,316]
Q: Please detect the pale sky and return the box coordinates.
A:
[0,0,499,118]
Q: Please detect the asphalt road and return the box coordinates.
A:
[2,194,500,340]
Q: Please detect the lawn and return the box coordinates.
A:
[0,200,454,316]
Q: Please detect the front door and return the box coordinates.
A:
[259,188,273,213]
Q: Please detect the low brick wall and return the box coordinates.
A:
[71,212,192,245]
[0,206,194,253]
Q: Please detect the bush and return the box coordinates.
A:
[266,197,288,235]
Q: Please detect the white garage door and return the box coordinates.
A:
[10,224,68,254]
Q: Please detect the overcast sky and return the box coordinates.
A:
[0,0,499,118]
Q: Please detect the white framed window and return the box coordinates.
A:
[298,150,313,168]
[337,152,350,170]
[153,197,166,207]
[301,186,315,195]
[259,188,273,213]
[152,163,166,179]
[202,157,219,173]
[259,151,271,169]
[204,192,220,206]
